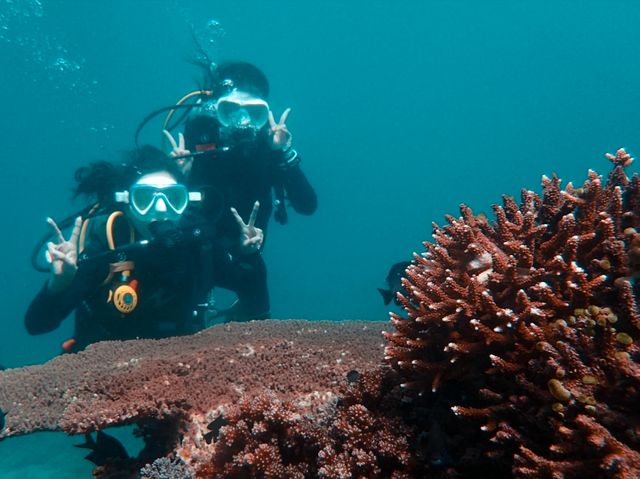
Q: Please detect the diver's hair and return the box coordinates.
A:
[212,61,270,99]
[126,145,185,183]
[190,60,270,99]
[73,145,184,206]
[73,161,120,204]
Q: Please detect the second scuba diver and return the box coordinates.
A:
[161,61,318,321]
[25,145,266,352]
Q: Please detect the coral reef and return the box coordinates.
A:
[2,149,639,478]
[384,149,640,477]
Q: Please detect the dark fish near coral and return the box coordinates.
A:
[203,415,229,444]
[425,420,452,467]
[346,369,360,383]
[378,261,411,306]
[75,430,129,465]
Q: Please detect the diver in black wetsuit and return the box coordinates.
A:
[25,146,266,352]
[163,61,317,321]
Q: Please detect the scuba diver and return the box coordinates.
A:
[25,145,267,352]
[159,60,317,320]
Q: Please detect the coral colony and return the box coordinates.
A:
[385,148,640,477]
[0,149,639,478]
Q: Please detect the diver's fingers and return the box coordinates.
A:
[45,249,53,264]
[61,252,77,268]
[268,110,276,129]
[178,133,185,150]
[247,228,263,243]
[47,217,66,243]
[243,236,262,249]
[247,235,262,244]
[279,108,291,126]
[47,243,67,261]
[68,216,83,247]
[251,230,264,246]
[248,201,260,227]
[163,129,178,150]
[230,207,246,228]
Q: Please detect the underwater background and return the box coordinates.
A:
[0,0,639,476]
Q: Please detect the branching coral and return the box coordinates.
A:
[140,457,194,479]
[195,367,418,479]
[384,149,640,477]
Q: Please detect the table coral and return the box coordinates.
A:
[0,320,385,439]
[385,149,640,477]
[0,320,390,476]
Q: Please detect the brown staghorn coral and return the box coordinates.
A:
[384,148,640,478]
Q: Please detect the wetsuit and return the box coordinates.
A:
[24,212,266,351]
[184,116,317,319]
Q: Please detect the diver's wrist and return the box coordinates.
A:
[278,147,300,170]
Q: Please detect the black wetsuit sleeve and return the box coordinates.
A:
[281,163,317,215]
[269,146,317,215]
[25,217,109,336]
[214,251,270,319]
[24,280,85,335]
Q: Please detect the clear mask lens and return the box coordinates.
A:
[215,96,269,130]
[130,184,189,217]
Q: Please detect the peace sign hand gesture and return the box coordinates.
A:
[230,201,264,254]
[45,216,82,292]
[163,129,193,175]
[268,108,292,150]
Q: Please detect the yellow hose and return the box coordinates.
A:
[106,211,135,251]
[162,90,213,133]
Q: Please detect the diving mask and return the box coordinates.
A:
[115,172,201,223]
[214,90,270,130]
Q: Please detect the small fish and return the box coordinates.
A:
[75,430,129,466]
[426,420,452,467]
[203,415,229,444]
[61,338,76,353]
[346,369,360,383]
[378,261,411,306]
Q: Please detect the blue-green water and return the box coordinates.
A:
[1,1,639,476]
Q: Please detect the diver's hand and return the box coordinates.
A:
[268,108,292,149]
[163,129,193,175]
[230,201,264,254]
[45,216,82,292]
